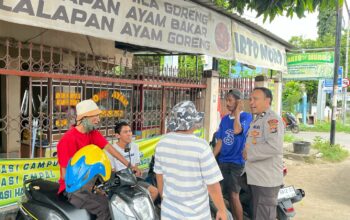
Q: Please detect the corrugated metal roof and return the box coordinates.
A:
[190,0,295,50]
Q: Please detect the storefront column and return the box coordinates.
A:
[203,70,219,141]
[273,78,283,115]
[254,75,269,88]
[254,75,282,115]
[1,75,21,156]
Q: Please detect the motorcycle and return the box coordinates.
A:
[239,169,305,220]
[16,168,158,220]
[283,112,300,134]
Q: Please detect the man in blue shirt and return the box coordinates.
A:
[214,89,253,220]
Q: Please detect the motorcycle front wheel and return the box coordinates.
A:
[291,125,300,133]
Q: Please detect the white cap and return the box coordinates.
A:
[76,99,101,121]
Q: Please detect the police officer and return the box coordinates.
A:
[243,87,284,220]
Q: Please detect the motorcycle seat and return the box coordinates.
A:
[28,179,94,219]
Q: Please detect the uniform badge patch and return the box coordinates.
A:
[251,130,260,137]
[268,119,278,133]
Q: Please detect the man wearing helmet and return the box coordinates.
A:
[57,99,141,220]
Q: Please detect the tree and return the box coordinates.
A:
[178,55,204,78]
[317,7,337,40]
[300,80,318,104]
[215,0,338,22]
[218,59,230,78]
[282,81,303,113]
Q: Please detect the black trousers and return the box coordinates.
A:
[250,185,279,220]
[68,190,111,220]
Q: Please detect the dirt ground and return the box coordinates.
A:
[284,158,350,220]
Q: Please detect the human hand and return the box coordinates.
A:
[92,185,107,196]
[234,100,243,117]
[243,144,249,160]
[215,209,227,220]
[132,165,142,177]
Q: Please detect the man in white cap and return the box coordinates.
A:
[57,99,141,220]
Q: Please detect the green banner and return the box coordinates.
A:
[0,158,60,207]
[135,136,161,170]
[0,128,205,207]
[285,51,334,80]
[136,128,204,169]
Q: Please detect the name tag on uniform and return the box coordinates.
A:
[253,125,260,129]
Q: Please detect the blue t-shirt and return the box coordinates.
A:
[216,112,253,165]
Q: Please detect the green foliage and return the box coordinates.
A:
[312,136,349,162]
[112,66,124,75]
[218,59,231,78]
[300,121,350,133]
[214,0,230,9]
[284,133,303,143]
[288,36,318,48]
[282,81,302,113]
[215,0,338,22]
[317,7,336,39]
[300,80,318,103]
[240,70,259,78]
[178,55,204,78]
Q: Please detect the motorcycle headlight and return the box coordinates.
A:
[111,196,135,218]
[132,196,155,220]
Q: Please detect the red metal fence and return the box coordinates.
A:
[0,39,206,158]
[219,77,255,116]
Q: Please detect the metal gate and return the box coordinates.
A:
[219,77,254,116]
[0,39,206,158]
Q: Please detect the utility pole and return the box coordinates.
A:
[330,0,343,145]
[343,1,350,124]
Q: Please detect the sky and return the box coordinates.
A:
[242,5,350,42]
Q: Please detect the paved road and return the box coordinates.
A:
[285,158,350,220]
[288,131,350,149]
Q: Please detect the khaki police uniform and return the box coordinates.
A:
[245,108,284,220]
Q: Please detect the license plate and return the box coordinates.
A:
[278,186,297,200]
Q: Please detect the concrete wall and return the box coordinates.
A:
[203,71,220,141]
[0,75,5,153]
[0,75,21,155]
